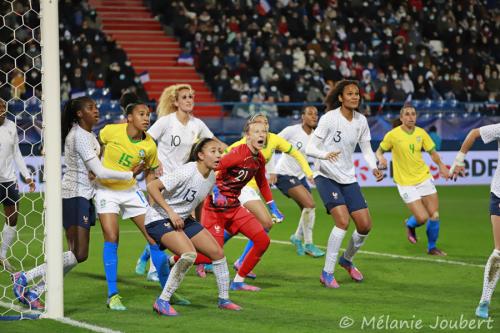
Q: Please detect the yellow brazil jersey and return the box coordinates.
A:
[98,123,159,190]
[226,132,312,191]
[379,126,436,186]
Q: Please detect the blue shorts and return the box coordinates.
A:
[0,181,20,206]
[489,193,500,216]
[315,175,367,214]
[146,216,204,250]
[62,197,96,230]
[276,175,311,198]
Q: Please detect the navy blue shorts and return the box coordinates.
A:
[489,193,500,216]
[146,216,204,250]
[0,181,20,206]
[276,175,311,197]
[62,197,96,230]
[315,175,367,214]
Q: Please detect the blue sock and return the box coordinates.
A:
[238,240,254,263]
[149,244,169,288]
[406,215,423,228]
[426,219,440,251]
[103,241,118,298]
[139,244,150,262]
[223,230,232,244]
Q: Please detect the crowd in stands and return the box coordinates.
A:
[0,0,145,105]
[148,0,500,116]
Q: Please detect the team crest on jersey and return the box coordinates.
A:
[416,136,422,143]
[82,215,89,225]
[139,149,146,158]
[214,224,221,234]
[332,192,338,200]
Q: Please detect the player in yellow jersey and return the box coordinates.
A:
[199,113,313,278]
[95,92,159,310]
[376,106,449,256]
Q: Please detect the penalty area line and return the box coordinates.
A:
[53,317,123,333]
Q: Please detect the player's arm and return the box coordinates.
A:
[266,155,277,185]
[376,132,392,170]
[306,134,340,161]
[146,179,184,229]
[450,125,499,180]
[359,141,383,182]
[13,135,35,192]
[255,157,284,223]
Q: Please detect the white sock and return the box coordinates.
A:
[233,273,245,283]
[25,250,77,282]
[159,252,195,302]
[212,257,230,299]
[294,217,304,240]
[148,261,157,274]
[302,208,315,245]
[31,280,45,296]
[1,224,16,258]
[343,230,368,262]
[480,249,500,303]
[323,227,347,274]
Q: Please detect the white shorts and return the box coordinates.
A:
[397,178,437,204]
[94,186,148,219]
[238,186,261,205]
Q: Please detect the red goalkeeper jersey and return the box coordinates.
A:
[212,143,273,208]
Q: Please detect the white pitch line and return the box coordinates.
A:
[54,317,123,333]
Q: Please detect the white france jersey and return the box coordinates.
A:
[61,124,100,199]
[145,161,215,225]
[0,119,31,183]
[480,123,500,197]
[147,113,213,173]
[313,108,371,184]
[275,124,315,179]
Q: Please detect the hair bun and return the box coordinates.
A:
[119,92,141,110]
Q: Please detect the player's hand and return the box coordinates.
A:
[26,178,36,192]
[269,173,277,185]
[377,157,388,170]
[449,152,466,181]
[212,185,227,207]
[155,161,164,177]
[307,175,315,185]
[169,212,184,230]
[372,169,384,182]
[324,151,340,162]
[132,161,145,178]
[267,200,284,223]
[438,162,451,180]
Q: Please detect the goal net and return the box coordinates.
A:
[0,0,62,320]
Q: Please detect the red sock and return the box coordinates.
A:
[238,230,270,277]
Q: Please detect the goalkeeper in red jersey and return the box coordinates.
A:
[200,120,283,291]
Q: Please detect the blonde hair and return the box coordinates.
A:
[156,84,195,118]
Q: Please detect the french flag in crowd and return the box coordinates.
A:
[257,0,271,16]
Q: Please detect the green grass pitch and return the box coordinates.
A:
[1,185,498,332]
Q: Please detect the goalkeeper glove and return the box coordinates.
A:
[212,185,227,207]
[267,200,284,223]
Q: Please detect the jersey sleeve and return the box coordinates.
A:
[98,125,111,145]
[275,134,294,154]
[313,113,330,140]
[145,141,160,170]
[197,119,214,139]
[158,169,185,196]
[480,123,500,144]
[379,131,393,152]
[422,130,436,152]
[358,116,372,143]
[75,132,98,162]
[147,116,166,141]
[255,154,273,203]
